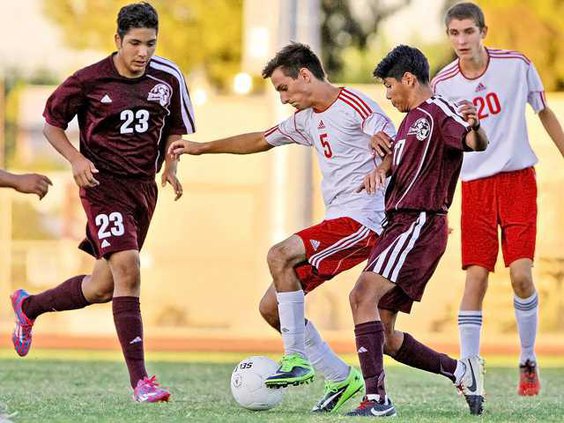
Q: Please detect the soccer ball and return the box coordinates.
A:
[230,356,285,410]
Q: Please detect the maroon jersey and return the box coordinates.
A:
[43,54,195,178]
[385,96,471,213]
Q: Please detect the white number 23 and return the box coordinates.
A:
[95,212,125,239]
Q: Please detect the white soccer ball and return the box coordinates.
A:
[230,356,285,410]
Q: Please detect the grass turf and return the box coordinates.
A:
[0,351,562,422]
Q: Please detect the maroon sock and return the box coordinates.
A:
[355,321,386,398]
[22,275,90,320]
[113,296,148,388]
[393,332,458,382]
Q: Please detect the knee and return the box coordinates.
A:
[266,243,292,272]
[349,275,372,311]
[111,254,141,289]
[510,269,534,297]
[89,287,113,303]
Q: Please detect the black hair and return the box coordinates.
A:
[262,42,325,80]
[117,2,159,39]
[373,45,430,84]
[445,2,486,30]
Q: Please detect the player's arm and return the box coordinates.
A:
[457,100,488,151]
[538,107,564,157]
[0,169,52,199]
[161,134,184,201]
[43,122,99,188]
[168,132,274,160]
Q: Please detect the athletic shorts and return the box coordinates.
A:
[294,217,378,293]
[78,174,158,259]
[461,167,537,271]
[364,212,448,314]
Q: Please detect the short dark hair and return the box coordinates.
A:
[373,45,430,84]
[117,2,159,39]
[262,43,325,80]
[445,2,486,30]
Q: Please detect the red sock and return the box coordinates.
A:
[113,296,148,388]
[22,275,89,320]
[355,321,386,398]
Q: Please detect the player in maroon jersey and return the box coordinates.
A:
[9,2,195,403]
[0,169,51,199]
[345,45,489,417]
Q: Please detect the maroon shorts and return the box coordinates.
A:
[78,174,158,259]
[294,217,378,293]
[364,212,448,313]
[461,167,537,271]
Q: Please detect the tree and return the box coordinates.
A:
[321,0,411,81]
[43,0,243,90]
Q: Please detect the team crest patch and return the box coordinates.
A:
[147,83,171,107]
[408,117,431,141]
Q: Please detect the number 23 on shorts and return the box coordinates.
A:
[95,212,125,240]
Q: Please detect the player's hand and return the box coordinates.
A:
[13,173,53,199]
[71,155,99,188]
[457,100,480,129]
[161,164,183,201]
[370,131,394,157]
[168,140,200,160]
[356,168,387,194]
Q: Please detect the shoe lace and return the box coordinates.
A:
[139,375,160,390]
[356,397,377,410]
[520,363,537,384]
[279,355,301,372]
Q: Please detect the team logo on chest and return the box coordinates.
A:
[147,83,171,107]
[408,117,431,141]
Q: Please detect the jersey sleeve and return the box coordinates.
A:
[362,110,396,139]
[439,106,472,151]
[166,68,196,135]
[264,112,313,147]
[43,73,85,130]
[526,62,546,113]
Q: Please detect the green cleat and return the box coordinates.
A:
[265,353,315,388]
[312,366,364,413]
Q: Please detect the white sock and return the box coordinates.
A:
[458,311,482,358]
[514,291,538,364]
[277,290,306,357]
[304,320,349,382]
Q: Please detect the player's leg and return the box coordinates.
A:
[264,234,314,387]
[346,271,396,417]
[108,249,169,403]
[499,167,540,395]
[459,177,498,360]
[10,259,113,357]
[499,168,540,396]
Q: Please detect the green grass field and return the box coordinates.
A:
[0,350,563,422]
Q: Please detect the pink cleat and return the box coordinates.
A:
[133,376,171,403]
[10,289,35,357]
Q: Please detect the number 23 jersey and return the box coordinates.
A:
[432,48,546,181]
[43,54,196,178]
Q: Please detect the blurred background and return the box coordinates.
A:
[0,0,563,355]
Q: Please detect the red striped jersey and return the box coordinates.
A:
[264,87,395,233]
[432,48,545,181]
[43,54,195,179]
[385,96,471,213]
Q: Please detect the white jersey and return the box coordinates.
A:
[264,87,396,234]
[432,48,546,181]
